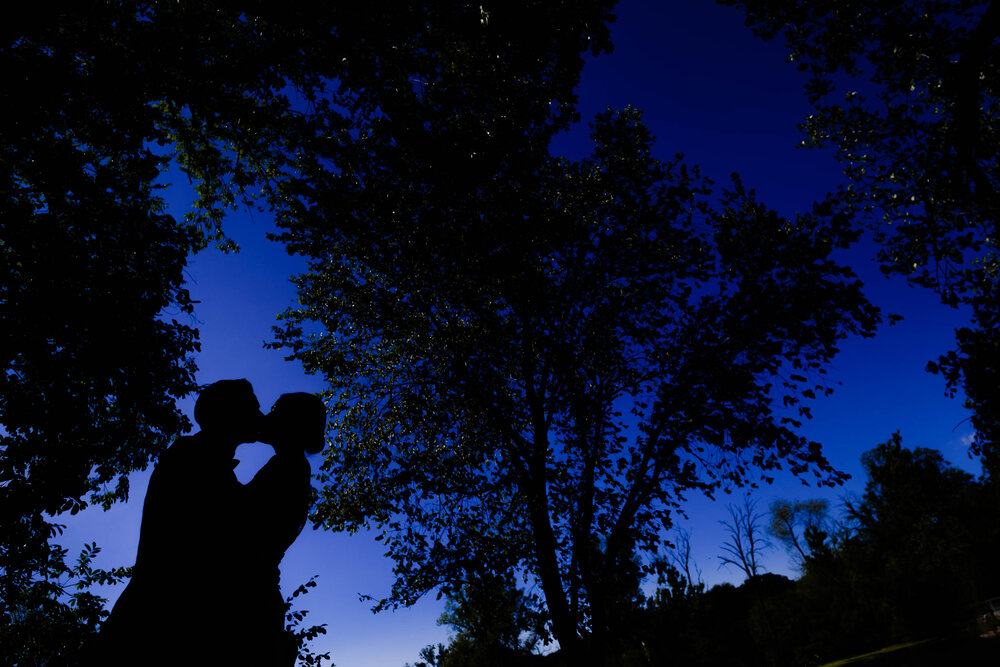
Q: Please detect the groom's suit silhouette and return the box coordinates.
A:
[89,380,264,666]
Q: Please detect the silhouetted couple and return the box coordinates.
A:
[87,380,326,666]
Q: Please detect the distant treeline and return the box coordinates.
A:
[415,434,1000,667]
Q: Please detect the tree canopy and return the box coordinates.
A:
[768,498,829,564]
[1,1,627,660]
[267,3,880,658]
[1,2,330,659]
[721,0,1000,470]
[3,6,201,657]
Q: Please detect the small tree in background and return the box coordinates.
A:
[719,496,770,580]
[668,528,703,591]
[414,574,545,667]
[843,432,981,638]
[768,498,830,566]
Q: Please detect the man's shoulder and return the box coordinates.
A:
[153,434,199,469]
[153,433,235,483]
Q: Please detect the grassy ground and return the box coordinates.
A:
[819,634,1000,666]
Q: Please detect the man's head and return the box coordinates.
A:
[261,392,327,454]
[194,379,263,444]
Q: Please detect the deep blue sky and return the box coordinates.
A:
[61,3,975,665]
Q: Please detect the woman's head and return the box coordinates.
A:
[262,392,327,454]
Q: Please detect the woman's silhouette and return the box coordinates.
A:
[234,392,327,666]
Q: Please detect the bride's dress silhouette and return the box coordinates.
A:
[236,392,327,665]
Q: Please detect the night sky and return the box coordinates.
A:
[60,3,976,665]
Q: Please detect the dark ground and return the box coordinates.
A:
[821,633,1000,666]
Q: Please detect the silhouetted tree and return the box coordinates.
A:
[640,572,797,667]
[267,4,880,660]
[768,498,829,565]
[843,432,980,638]
[721,0,1000,473]
[3,6,201,659]
[284,576,333,667]
[719,497,770,580]
[3,1,616,661]
[631,435,1000,666]
[762,434,987,659]
[414,574,545,667]
[668,528,703,588]
[1,3,341,660]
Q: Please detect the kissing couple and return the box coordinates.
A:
[86,380,326,667]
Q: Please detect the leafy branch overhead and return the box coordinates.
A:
[2,2,351,659]
[721,0,1000,469]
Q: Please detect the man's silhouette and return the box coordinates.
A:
[90,379,264,666]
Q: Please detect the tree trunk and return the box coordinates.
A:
[523,448,581,661]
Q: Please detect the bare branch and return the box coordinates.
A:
[718,496,770,580]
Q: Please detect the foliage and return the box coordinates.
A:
[841,432,982,638]
[797,435,997,653]
[268,3,880,659]
[411,575,545,667]
[770,435,991,657]
[720,0,1000,469]
[0,542,130,667]
[604,435,1000,667]
[1,1,331,658]
[4,1,624,661]
[2,3,199,656]
[285,576,333,667]
[636,572,797,667]
[768,497,830,564]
